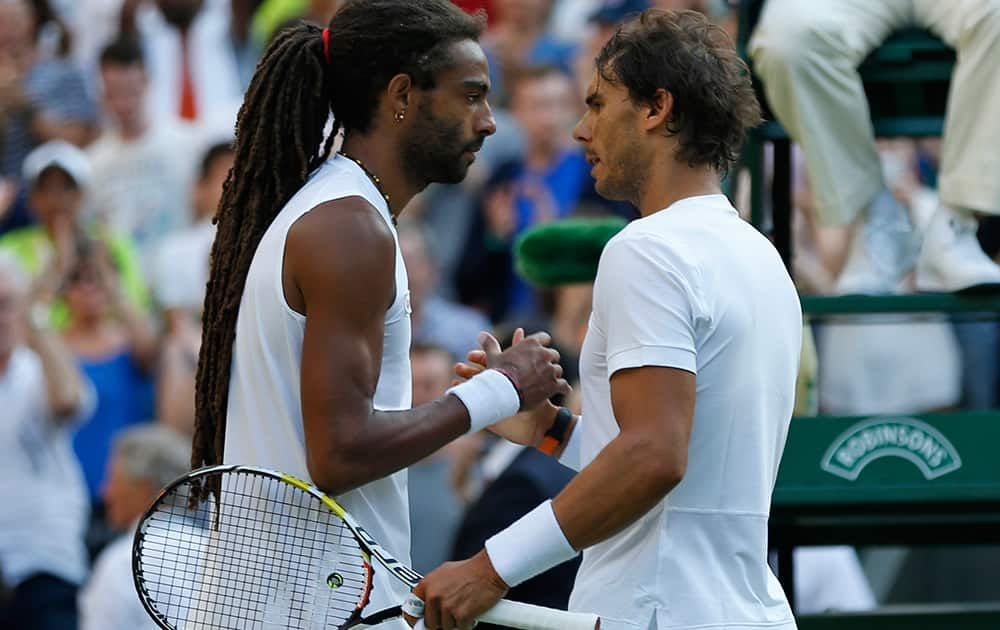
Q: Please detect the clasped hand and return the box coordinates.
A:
[459,328,564,447]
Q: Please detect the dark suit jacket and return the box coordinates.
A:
[450,447,580,630]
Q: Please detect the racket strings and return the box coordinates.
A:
[135,471,371,629]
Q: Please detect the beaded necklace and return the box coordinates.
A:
[339,151,397,225]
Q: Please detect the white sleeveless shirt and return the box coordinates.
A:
[224,154,413,611]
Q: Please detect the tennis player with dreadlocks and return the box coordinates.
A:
[191,1,569,625]
[416,9,801,630]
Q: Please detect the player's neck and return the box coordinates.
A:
[340,135,420,218]
[637,159,721,218]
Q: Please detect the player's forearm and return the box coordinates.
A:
[307,395,471,496]
[478,428,681,590]
[552,430,685,550]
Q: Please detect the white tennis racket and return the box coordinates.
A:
[132,464,599,630]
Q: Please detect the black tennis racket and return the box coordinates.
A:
[132,464,600,630]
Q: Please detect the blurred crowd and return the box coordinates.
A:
[1,0,998,628]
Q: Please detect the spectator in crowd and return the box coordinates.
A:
[398,220,492,361]
[132,0,243,132]
[0,0,98,180]
[87,37,197,268]
[750,0,1000,294]
[78,423,190,630]
[0,140,149,329]
[481,0,576,106]
[0,251,94,630]
[151,140,233,434]
[61,237,158,508]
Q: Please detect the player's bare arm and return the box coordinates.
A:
[415,366,694,629]
[287,196,568,495]
[553,366,694,546]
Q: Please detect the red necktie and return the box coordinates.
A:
[179,32,198,121]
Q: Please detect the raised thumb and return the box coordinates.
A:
[478,331,502,358]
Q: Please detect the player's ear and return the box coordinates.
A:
[386,73,413,121]
[643,88,673,132]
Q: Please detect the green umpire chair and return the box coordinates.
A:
[735,1,1000,627]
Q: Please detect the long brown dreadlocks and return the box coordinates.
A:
[192,0,485,473]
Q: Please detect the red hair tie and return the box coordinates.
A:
[322,28,331,64]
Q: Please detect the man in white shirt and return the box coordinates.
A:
[415,9,802,630]
[137,0,243,129]
[87,37,197,270]
[0,252,95,629]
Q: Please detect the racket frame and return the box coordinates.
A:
[133,464,599,630]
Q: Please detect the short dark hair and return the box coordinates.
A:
[596,9,761,174]
[198,141,233,180]
[99,37,144,67]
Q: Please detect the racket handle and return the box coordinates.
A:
[480,600,600,630]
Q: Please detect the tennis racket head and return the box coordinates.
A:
[132,465,384,630]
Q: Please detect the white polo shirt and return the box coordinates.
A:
[569,195,801,630]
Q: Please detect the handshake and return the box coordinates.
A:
[452,328,571,448]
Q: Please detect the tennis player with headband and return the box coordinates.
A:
[190,1,569,626]
[414,9,802,630]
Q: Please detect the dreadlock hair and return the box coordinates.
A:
[192,0,485,474]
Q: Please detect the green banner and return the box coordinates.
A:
[774,412,1000,505]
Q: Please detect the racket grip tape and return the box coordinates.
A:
[480,600,600,630]
[402,594,425,618]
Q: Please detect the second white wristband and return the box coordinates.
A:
[446,369,521,434]
[484,499,577,587]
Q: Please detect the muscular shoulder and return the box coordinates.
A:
[285,195,396,314]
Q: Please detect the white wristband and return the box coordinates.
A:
[484,499,577,587]
[446,369,521,434]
